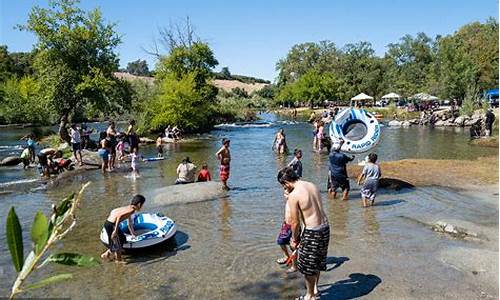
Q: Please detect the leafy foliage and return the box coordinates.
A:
[6,208,24,273]
[126,59,150,76]
[6,183,98,299]
[18,0,131,132]
[276,19,498,104]
[0,76,54,124]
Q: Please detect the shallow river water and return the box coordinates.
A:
[0,114,498,299]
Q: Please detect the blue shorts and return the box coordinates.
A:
[98,148,109,160]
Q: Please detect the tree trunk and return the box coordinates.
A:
[58,113,71,144]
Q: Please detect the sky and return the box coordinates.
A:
[1,0,498,81]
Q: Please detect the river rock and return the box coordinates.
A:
[140,137,155,144]
[402,121,411,127]
[434,120,445,127]
[388,120,402,127]
[432,221,479,238]
[80,149,102,166]
[454,116,466,126]
[148,181,227,206]
[0,156,22,166]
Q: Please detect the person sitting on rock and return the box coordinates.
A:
[175,157,197,184]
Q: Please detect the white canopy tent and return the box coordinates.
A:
[350,93,374,107]
[381,92,401,100]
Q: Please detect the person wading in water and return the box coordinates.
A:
[278,167,330,300]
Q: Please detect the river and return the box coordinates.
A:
[0,113,498,299]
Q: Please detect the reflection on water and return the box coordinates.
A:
[0,115,497,299]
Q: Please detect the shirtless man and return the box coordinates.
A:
[277,167,330,300]
[215,138,231,190]
[101,195,145,262]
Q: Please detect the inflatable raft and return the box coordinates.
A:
[100,213,176,250]
[329,108,381,154]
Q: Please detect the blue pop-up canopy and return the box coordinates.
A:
[486,89,499,97]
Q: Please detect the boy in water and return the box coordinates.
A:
[357,153,381,207]
[216,138,231,190]
[287,149,303,178]
[130,148,140,177]
[276,188,297,273]
[101,195,145,262]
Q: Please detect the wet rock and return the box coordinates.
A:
[401,121,411,127]
[140,137,155,144]
[80,149,102,166]
[0,156,21,166]
[434,120,445,127]
[454,116,466,126]
[378,178,414,190]
[388,120,402,127]
[432,221,479,238]
[149,181,227,206]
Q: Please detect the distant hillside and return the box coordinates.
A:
[114,72,270,93]
[212,79,269,94]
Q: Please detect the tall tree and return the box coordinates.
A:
[126,59,150,76]
[144,19,219,132]
[19,0,131,141]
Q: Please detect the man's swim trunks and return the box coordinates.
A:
[297,223,330,276]
[219,164,230,181]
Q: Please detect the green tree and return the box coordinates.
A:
[0,46,14,83]
[0,76,54,124]
[19,0,131,141]
[149,72,213,131]
[141,20,219,133]
[231,87,248,98]
[126,59,150,76]
[278,70,342,108]
[385,33,436,97]
[220,66,231,79]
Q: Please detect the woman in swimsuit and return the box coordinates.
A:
[273,128,288,154]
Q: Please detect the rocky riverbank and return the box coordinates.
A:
[387,108,490,127]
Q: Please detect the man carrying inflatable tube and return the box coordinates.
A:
[328,139,355,201]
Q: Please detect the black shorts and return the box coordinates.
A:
[71,142,81,152]
[37,153,48,167]
[297,224,330,276]
[103,220,126,252]
[329,175,350,191]
[129,134,139,150]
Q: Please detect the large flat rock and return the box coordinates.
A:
[148,181,227,206]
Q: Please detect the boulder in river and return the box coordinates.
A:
[434,120,445,127]
[402,121,411,127]
[388,120,402,127]
[0,156,22,166]
[148,181,227,206]
[140,137,155,144]
[454,116,466,126]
